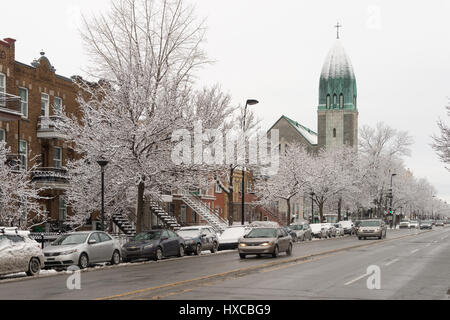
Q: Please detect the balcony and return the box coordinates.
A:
[37,116,67,140]
[32,167,69,190]
[0,92,22,121]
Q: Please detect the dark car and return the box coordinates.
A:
[177,226,219,255]
[122,229,185,262]
[282,226,298,242]
[420,220,433,230]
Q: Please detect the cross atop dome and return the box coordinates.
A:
[335,22,342,39]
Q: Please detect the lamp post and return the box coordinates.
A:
[241,99,259,226]
[97,158,109,231]
[431,195,436,220]
[389,173,397,229]
[310,192,315,223]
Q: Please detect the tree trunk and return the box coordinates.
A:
[227,191,234,226]
[286,199,291,226]
[319,201,324,223]
[136,178,145,233]
[337,198,342,222]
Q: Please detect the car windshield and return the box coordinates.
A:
[289,225,303,230]
[246,228,277,238]
[134,231,162,241]
[52,233,88,246]
[401,220,409,223]
[360,220,381,227]
[177,229,201,238]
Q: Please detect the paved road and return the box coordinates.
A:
[0,227,448,300]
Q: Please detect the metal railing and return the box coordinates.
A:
[32,167,69,182]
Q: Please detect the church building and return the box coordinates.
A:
[268,31,359,222]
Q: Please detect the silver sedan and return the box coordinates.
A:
[43,231,122,270]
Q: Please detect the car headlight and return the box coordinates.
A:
[239,243,247,247]
[61,249,78,255]
[144,244,154,250]
[261,242,273,247]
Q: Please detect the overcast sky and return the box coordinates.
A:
[2,0,449,206]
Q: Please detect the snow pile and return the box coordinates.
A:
[0,237,39,275]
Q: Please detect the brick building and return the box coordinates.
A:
[0,37,80,231]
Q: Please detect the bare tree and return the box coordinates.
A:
[432,104,450,171]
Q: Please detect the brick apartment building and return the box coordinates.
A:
[0,37,80,231]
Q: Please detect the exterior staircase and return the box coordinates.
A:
[181,193,229,233]
[112,211,137,237]
[259,206,284,226]
[148,195,181,231]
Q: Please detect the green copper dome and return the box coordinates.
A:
[318,40,357,111]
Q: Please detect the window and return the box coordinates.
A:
[353,96,357,108]
[54,97,62,115]
[339,94,344,109]
[19,140,27,170]
[53,147,62,168]
[98,233,112,242]
[41,93,49,117]
[0,129,5,142]
[247,180,253,193]
[89,232,101,243]
[181,205,186,223]
[326,95,331,109]
[58,196,67,221]
[0,73,5,106]
[192,211,197,223]
[333,94,337,106]
[333,128,337,138]
[19,88,28,118]
[216,182,222,193]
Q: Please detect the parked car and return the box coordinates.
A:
[310,223,328,239]
[409,220,419,229]
[218,226,252,251]
[238,227,292,259]
[435,220,445,227]
[321,223,336,238]
[339,221,355,235]
[0,227,44,277]
[177,226,219,255]
[399,219,410,229]
[282,226,298,242]
[420,220,433,230]
[357,220,387,240]
[249,221,280,228]
[289,222,312,241]
[334,223,345,236]
[122,229,185,262]
[43,231,121,269]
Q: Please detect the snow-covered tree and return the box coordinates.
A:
[0,142,46,229]
[432,103,450,171]
[58,0,235,231]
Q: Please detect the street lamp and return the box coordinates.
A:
[310,192,315,223]
[97,158,109,231]
[241,99,259,226]
[389,173,397,229]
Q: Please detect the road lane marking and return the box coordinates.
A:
[95,230,432,300]
[344,273,370,286]
[384,258,400,266]
[410,249,419,254]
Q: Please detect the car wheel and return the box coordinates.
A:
[286,243,293,256]
[178,245,185,257]
[111,250,121,265]
[239,253,246,259]
[272,245,279,258]
[78,253,89,269]
[26,257,41,276]
[195,243,202,256]
[154,247,163,261]
[210,242,218,254]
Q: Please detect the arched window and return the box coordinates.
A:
[333,94,337,106]
[353,96,357,108]
[333,128,337,138]
[326,95,331,109]
[339,94,344,109]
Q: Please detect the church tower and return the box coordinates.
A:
[317,30,358,150]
